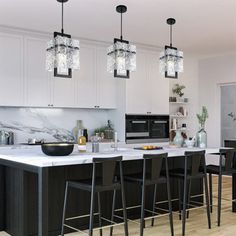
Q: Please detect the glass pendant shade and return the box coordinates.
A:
[159,46,183,78]
[107,5,136,78]
[160,18,183,79]
[46,33,80,77]
[46,0,80,78]
[107,38,136,78]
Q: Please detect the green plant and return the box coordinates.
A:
[172,84,185,97]
[197,106,209,127]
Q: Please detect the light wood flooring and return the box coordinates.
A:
[1,176,236,236]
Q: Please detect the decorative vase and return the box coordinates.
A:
[197,125,207,148]
[173,130,184,147]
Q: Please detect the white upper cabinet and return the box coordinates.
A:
[126,49,169,115]
[148,52,169,114]
[126,51,151,114]
[0,33,24,106]
[24,36,51,107]
[96,46,117,109]
[75,44,97,108]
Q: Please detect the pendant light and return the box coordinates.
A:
[159,18,183,79]
[46,0,80,78]
[107,5,136,79]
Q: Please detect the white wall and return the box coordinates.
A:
[199,54,236,147]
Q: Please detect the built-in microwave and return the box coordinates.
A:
[125,114,169,143]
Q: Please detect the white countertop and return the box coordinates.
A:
[0,145,221,168]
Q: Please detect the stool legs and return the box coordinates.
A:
[97,192,103,236]
[120,163,129,236]
[140,184,146,236]
[151,184,157,226]
[182,173,187,236]
[204,172,211,229]
[89,185,95,236]
[218,173,222,226]
[61,182,69,236]
[187,180,192,219]
[209,173,213,213]
[109,190,116,236]
[178,179,182,220]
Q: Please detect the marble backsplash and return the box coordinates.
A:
[0,107,111,144]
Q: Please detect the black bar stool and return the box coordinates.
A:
[61,156,128,236]
[123,153,174,236]
[206,148,236,226]
[170,150,211,236]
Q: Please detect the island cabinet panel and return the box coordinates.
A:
[0,33,24,106]
[2,158,203,236]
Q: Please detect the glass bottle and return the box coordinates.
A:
[78,129,86,152]
[104,120,114,140]
[197,124,207,148]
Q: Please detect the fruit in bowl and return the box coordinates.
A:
[142,145,156,150]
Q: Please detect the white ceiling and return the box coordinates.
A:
[0,0,236,55]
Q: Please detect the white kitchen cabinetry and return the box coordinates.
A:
[0,33,24,106]
[96,46,117,109]
[126,49,169,115]
[74,44,117,109]
[24,36,51,107]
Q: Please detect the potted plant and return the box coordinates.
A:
[172,84,186,102]
[196,106,208,148]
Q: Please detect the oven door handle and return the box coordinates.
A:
[131,121,147,124]
[153,121,168,124]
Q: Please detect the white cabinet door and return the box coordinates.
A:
[74,44,97,108]
[148,53,169,114]
[0,33,24,106]
[24,36,51,107]
[96,46,117,109]
[126,51,151,114]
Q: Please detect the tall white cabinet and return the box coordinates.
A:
[126,49,169,115]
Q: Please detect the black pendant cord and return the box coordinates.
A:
[61,1,64,35]
[170,24,172,47]
[120,12,123,41]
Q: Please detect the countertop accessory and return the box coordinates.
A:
[46,0,80,78]
[159,18,183,78]
[134,146,163,150]
[107,5,136,78]
[41,143,74,156]
[0,130,10,145]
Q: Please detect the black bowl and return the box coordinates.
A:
[41,143,74,156]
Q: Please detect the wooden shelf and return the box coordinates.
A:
[169,102,188,104]
[170,115,188,118]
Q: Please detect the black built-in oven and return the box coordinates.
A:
[126,114,169,143]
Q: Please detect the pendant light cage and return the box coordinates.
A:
[107,5,136,78]
[46,0,80,78]
[159,18,183,78]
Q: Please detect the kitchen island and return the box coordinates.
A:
[0,145,230,236]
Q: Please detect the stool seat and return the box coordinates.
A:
[206,148,236,226]
[124,173,167,185]
[67,179,121,192]
[61,156,129,236]
[123,153,174,236]
[170,168,205,179]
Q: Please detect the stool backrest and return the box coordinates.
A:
[220,148,236,171]
[92,156,122,186]
[185,150,206,176]
[143,153,168,181]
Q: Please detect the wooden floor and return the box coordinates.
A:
[1,176,236,236]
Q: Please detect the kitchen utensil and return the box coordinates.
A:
[41,143,74,156]
[8,132,14,145]
[0,130,10,145]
